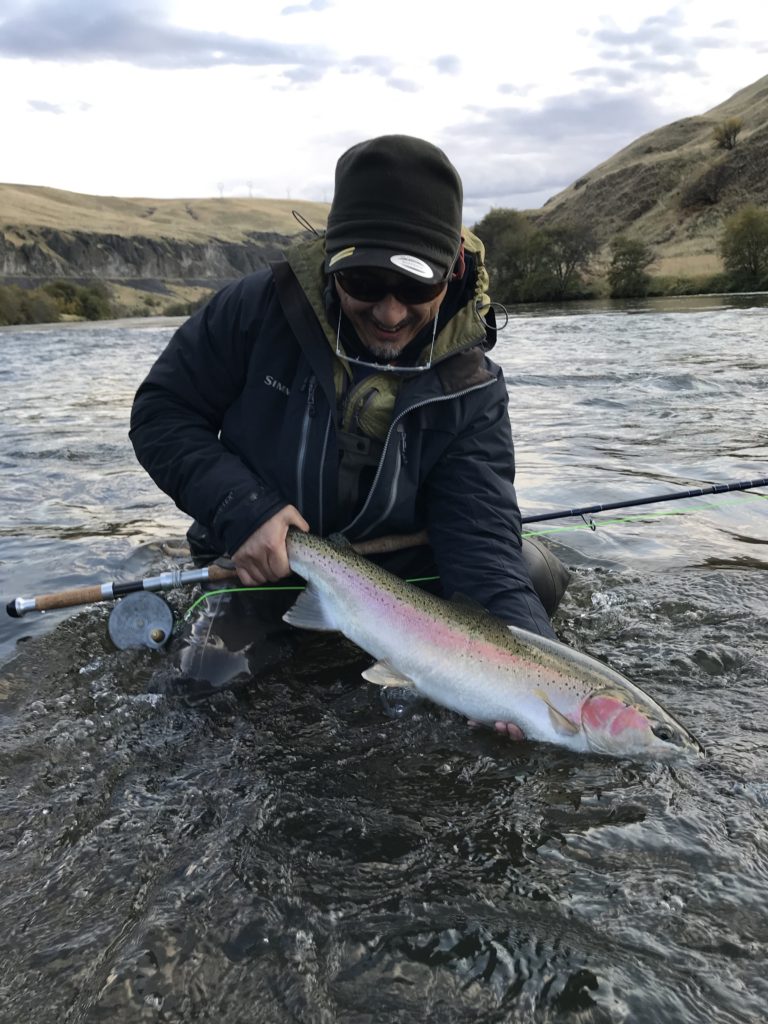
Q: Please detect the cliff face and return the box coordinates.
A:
[0,226,293,283]
[0,189,329,298]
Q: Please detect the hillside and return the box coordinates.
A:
[0,187,330,307]
[533,75,768,277]
[2,74,767,299]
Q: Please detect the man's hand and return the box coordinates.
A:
[468,719,526,741]
[231,505,310,585]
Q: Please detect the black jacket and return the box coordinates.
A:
[130,237,555,637]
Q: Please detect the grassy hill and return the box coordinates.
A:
[0,185,329,244]
[533,75,768,278]
[2,74,767,316]
[0,188,330,317]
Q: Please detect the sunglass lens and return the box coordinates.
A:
[336,271,444,304]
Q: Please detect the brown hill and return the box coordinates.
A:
[2,76,766,295]
[532,75,768,277]
[0,187,330,309]
[0,185,329,243]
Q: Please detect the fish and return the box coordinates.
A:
[283,530,703,760]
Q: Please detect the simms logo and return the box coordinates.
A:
[265,375,290,396]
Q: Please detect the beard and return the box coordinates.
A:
[361,336,408,360]
[358,317,417,361]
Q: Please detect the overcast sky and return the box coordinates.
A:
[1,0,766,222]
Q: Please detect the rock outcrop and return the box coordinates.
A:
[0,226,293,284]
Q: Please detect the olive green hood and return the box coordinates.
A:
[284,228,494,441]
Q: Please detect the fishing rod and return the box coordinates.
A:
[4,532,419,618]
[5,475,767,619]
[521,475,768,524]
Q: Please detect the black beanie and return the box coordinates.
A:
[324,135,463,283]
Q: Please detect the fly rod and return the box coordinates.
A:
[521,475,768,524]
[6,475,767,618]
[5,533,423,618]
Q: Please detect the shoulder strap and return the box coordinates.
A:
[270,260,341,425]
[271,260,328,349]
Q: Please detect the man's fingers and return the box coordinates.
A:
[467,719,525,742]
[494,721,525,740]
[265,544,291,580]
[286,507,310,533]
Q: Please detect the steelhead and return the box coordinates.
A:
[283,531,703,760]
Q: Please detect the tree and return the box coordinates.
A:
[473,208,545,302]
[607,236,655,297]
[720,204,768,286]
[475,211,598,303]
[539,223,598,299]
[712,118,743,151]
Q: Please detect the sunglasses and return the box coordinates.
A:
[334,269,448,305]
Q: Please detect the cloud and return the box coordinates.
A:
[281,0,332,12]
[460,90,663,145]
[432,54,460,75]
[341,54,395,76]
[28,99,66,114]
[441,88,669,215]
[386,77,420,93]
[0,0,333,73]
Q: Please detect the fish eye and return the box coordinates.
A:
[651,723,679,745]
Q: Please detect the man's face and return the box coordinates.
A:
[334,268,448,362]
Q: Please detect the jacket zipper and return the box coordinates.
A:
[342,377,496,539]
[296,375,316,516]
[316,409,332,536]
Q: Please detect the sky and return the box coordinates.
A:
[1,0,767,222]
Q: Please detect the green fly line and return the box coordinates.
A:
[180,490,767,619]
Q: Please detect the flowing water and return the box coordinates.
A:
[1,296,767,1023]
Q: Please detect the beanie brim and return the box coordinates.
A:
[325,245,449,282]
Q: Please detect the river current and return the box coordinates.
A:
[1,296,767,1023]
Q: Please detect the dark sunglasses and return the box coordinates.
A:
[334,269,448,305]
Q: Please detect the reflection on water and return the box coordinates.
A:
[0,302,767,1023]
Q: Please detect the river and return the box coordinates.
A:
[1,296,767,1023]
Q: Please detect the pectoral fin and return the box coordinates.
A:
[361,661,417,689]
[538,694,580,737]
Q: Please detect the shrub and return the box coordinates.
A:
[712,118,743,151]
[0,284,60,325]
[607,237,655,297]
[720,204,768,287]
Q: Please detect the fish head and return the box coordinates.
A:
[580,689,704,760]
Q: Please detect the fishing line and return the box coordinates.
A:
[180,491,767,618]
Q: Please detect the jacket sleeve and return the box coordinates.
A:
[129,274,287,554]
[423,375,557,638]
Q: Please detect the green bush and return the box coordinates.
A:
[163,292,213,317]
[720,204,768,288]
[607,237,655,297]
[0,284,60,325]
[473,209,597,303]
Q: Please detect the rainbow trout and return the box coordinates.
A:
[283,531,702,760]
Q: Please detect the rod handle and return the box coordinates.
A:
[206,564,239,582]
[8,585,110,616]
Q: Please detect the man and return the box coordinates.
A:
[130,135,567,727]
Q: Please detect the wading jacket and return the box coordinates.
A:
[130,232,554,637]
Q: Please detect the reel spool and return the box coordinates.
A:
[108,592,174,651]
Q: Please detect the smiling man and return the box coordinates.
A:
[130,135,568,706]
